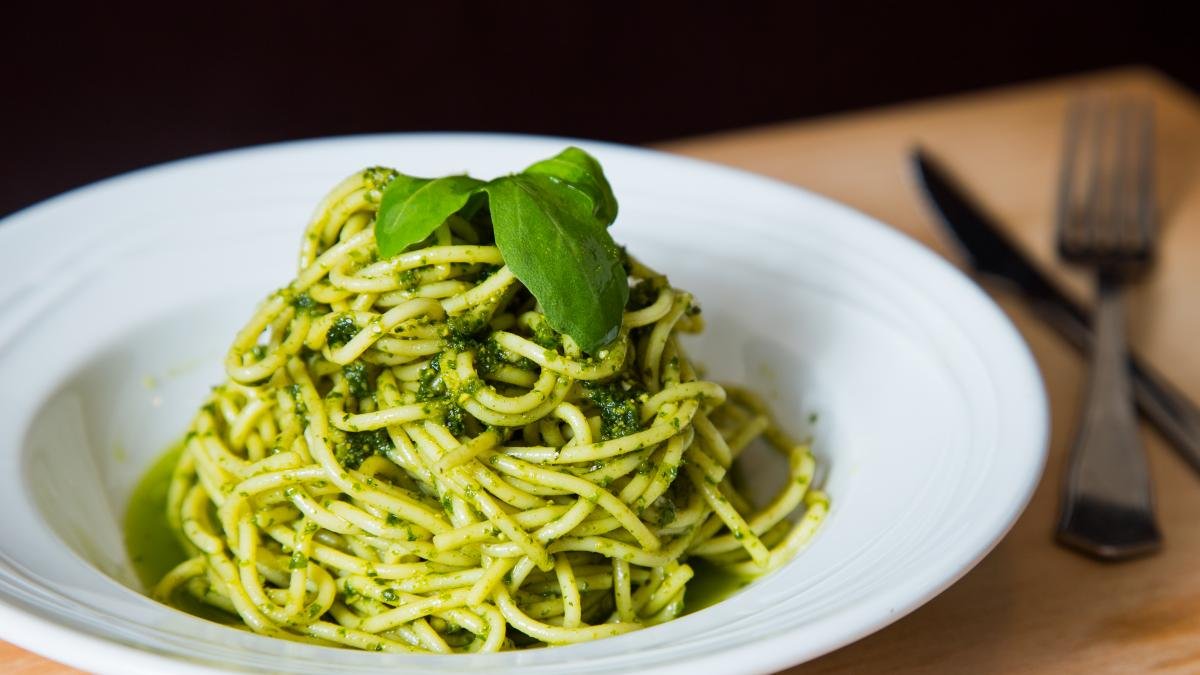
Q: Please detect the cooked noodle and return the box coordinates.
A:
[153,167,829,651]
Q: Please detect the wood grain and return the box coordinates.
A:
[4,66,1197,673]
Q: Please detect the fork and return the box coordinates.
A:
[1055,97,1161,560]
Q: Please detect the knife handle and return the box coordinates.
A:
[1030,294,1200,473]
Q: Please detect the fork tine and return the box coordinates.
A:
[1110,99,1132,254]
[1133,100,1156,256]
[1081,98,1113,254]
[1058,96,1157,266]
[1056,98,1088,255]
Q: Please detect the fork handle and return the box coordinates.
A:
[1020,269,1200,475]
[1056,273,1161,559]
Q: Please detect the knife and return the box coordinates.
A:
[912,147,1200,474]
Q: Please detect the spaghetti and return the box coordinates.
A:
[153,166,829,652]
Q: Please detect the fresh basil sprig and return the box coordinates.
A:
[374,147,627,353]
[522,146,619,225]
[375,175,484,253]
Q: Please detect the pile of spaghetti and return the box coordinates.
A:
[154,167,828,652]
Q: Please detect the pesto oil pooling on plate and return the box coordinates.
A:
[143,147,829,652]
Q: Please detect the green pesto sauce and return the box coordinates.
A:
[684,558,750,615]
[124,442,238,624]
[125,442,187,591]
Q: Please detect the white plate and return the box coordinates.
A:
[0,134,1047,674]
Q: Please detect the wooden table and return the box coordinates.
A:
[4,66,1198,673]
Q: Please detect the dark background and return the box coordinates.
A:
[2,2,1194,218]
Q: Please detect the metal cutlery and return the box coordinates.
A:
[912,151,1200,481]
[1054,98,1161,559]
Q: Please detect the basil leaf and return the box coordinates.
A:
[523,146,618,226]
[375,175,484,257]
[486,174,628,353]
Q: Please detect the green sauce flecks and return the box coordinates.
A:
[326,315,358,347]
[582,379,644,440]
[335,428,392,470]
[683,558,749,615]
[124,442,187,591]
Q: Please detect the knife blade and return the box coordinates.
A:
[912,147,1200,474]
